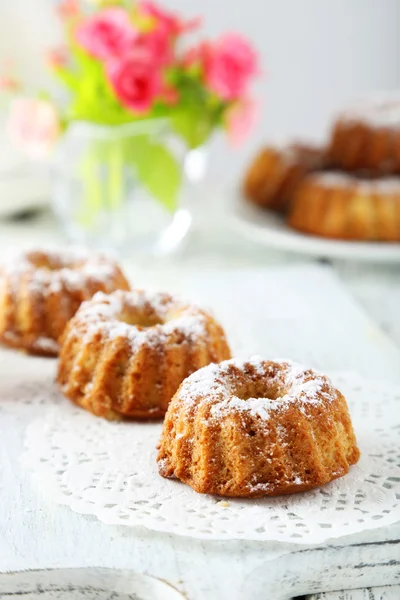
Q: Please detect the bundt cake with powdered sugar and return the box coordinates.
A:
[158,357,360,497]
[288,172,400,241]
[57,289,231,420]
[328,97,400,173]
[0,248,129,356]
[243,143,327,211]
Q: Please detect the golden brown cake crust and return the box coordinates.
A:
[0,248,130,357]
[243,143,327,212]
[57,289,231,420]
[328,98,400,173]
[157,358,360,498]
[288,172,400,241]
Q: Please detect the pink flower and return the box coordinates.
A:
[7,98,61,160]
[139,2,200,37]
[0,75,20,92]
[58,0,80,20]
[76,8,136,60]
[107,56,161,114]
[47,47,69,69]
[225,98,259,146]
[134,27,172,66]
[203,33,258,100]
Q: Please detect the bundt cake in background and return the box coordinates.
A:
[243,143,327,212]
[328,97,400,173]
[241,94,400,244]
[57,289,231,420]
[0,248,130,356]
[288,172,400,241]
[158,357,360,498]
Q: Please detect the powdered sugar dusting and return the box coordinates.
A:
[341,96,400,129]
[66,289,210,350]
[176,357,337,421]
[77,289,177,323]
[3,331,59,354]
[162,314,207,339]
[263,142,322,169]
[0,247,125,295]
[308,172,400,193]
[34,337,60,354]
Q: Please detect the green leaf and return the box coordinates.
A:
[170,108,214,149]
[126,135,182,212]
[166,73,223,148]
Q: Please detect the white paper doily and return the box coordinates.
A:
[21,372,400,544]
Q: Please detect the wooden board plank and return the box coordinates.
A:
[307,585,400,599]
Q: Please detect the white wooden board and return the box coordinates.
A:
[0,265,399,600]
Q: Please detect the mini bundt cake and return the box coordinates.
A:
[243,143,327,212]
[0,248,130,356]
[328,97,400,173]
[288,172,400,241]
[57,289,231,420]
[158,357,360,498]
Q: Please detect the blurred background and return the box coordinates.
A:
[1,0,400,271]
[2,0,400,182]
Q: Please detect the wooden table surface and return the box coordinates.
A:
[0,201,399,600]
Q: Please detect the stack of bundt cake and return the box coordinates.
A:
[243,96,400,242]
[243,143,327,212]
[0,246,360,498]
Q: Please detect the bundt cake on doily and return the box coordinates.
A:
[243,143,327,211]
[328,97,400,173]
[0,248,130,356]
[158,357,360,498]
[57,289,231,420]
[288,172,400,241]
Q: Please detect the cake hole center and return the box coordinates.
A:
[237,382,282,401]
[119,310,163,329]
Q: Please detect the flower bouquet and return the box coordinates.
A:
[2,0,259,252]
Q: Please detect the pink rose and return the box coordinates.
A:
[76,8,136,60]
[134,27,172,67]
[225,98,259,146]
[7,98,61,160]
[203,33,258,100]
[139,2,200,37]
[107,56,161,114]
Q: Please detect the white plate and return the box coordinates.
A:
[229,193,400,263]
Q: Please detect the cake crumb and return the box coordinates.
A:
[218,500,230,507]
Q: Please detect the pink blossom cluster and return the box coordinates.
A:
[76,4,195,113]
[7,98,61,159]
[76,2,258,128]
[5,1,260,158]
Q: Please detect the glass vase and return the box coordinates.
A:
[51,120,193,257]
